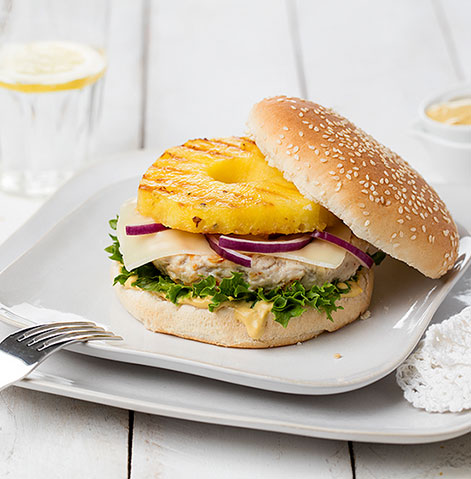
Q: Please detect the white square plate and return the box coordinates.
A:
[1,151,470,395]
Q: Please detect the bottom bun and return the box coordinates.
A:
[113,263,374,348]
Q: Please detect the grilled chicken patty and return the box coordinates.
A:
[154,236,373,290]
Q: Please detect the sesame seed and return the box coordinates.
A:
[320,158,328,163]
[283,126,289,131]
[299,131,304,137]
[364,220,370,226]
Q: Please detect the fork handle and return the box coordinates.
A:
[0,351,36,391]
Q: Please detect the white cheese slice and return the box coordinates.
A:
[269,221,350,268]
[118,198,213,271]
[117,198,349,271]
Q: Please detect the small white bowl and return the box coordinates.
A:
[419,84,471,143]
[411,84,471,183]
[410,122,471,183]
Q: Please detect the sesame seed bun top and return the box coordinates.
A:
[247,95,459,278]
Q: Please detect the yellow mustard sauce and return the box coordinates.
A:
[426,98,471,125]
[233,302,272,340]
[337,280,363,298]
[123,275,138,289]
[178,295,213,309]
[180,295,271,340]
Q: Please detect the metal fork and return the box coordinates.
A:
[0,321,122,391]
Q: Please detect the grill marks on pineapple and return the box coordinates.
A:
[137,137,334,235]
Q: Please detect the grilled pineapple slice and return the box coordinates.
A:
[137,137,334,235]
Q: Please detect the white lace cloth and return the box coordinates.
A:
[396,306,471,413]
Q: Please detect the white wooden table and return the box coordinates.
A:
[1,1,471,477]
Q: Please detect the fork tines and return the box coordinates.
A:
[12,321,120,351]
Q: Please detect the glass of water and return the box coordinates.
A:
[0,0,108,196]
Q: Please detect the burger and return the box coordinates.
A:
[106,96,459,348]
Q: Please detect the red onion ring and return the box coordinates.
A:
[126,223,168,235]
[206,235,252,268]
[311,230,373,268]
[219,234,312,253]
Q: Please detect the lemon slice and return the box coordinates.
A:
[0,41,106,93]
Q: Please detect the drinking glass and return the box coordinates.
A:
[0,0,109,196]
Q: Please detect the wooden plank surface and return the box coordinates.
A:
[0,387,128,479]
[131,415,353,479]
[354,433,471,478]
[145,0,300,148]
[436,0,471,81]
